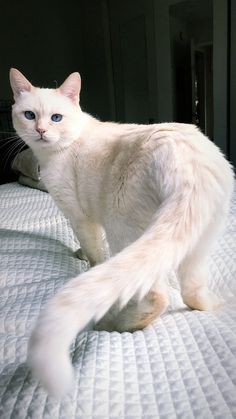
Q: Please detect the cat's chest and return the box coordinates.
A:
[40,155,81,217]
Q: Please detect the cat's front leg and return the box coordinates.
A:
[72,219,110,267]
[74,248,89,262]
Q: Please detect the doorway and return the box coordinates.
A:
[169,0,213,137]
[192,44,213,137]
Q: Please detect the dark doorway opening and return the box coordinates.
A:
[169,0,213,137]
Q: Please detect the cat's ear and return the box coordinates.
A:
[59,72,81,104]
[9,68,33,99]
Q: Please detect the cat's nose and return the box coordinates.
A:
[36,128,46,135]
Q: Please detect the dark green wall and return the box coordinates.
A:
[0,0,113,121]
[0,1,84,97]
[230,0,236,167]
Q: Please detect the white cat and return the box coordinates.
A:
[10,68,234,397]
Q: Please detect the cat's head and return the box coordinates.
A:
[10,68,85,153]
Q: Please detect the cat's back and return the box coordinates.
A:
[88,119,209,153]
[80,118,233,195]
[146,122,234,199]
[91,120,227,170]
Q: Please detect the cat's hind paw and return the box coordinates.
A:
[183,288,224,311]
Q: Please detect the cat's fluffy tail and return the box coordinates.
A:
[28,183,231,397]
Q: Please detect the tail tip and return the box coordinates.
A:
[28,337,74,398]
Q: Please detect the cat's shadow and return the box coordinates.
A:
[0,227,87,261]
[0,228,89,291]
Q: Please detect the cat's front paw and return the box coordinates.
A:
[183,288,224,311]
[74,248,89,262]
[94,319,115,332]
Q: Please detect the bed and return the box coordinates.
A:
[0,181,236,419]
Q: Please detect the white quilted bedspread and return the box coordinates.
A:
[0,182,236,419]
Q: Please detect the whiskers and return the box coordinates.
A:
[0,131,26,171]
[0,133,21,149]
[0,129,66,175]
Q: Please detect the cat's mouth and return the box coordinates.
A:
[36,136,49,143]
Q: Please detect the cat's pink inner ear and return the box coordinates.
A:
[59,72,81,104]
[9,68,33,98]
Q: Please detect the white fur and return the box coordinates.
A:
[10,69,234,397]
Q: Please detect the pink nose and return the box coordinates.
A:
[36,128,46,135]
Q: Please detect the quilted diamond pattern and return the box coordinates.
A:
[0,182,236,418]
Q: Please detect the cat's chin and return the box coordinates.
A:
[36,137,49,143]
[27,139,57,152]
[32,136,59,148]
[30,140,52,149]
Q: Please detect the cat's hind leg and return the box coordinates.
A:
[95,285,169,332]
[178,218,225,311]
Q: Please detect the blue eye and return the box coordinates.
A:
[24,111,35,120]
[51,114,63,122]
